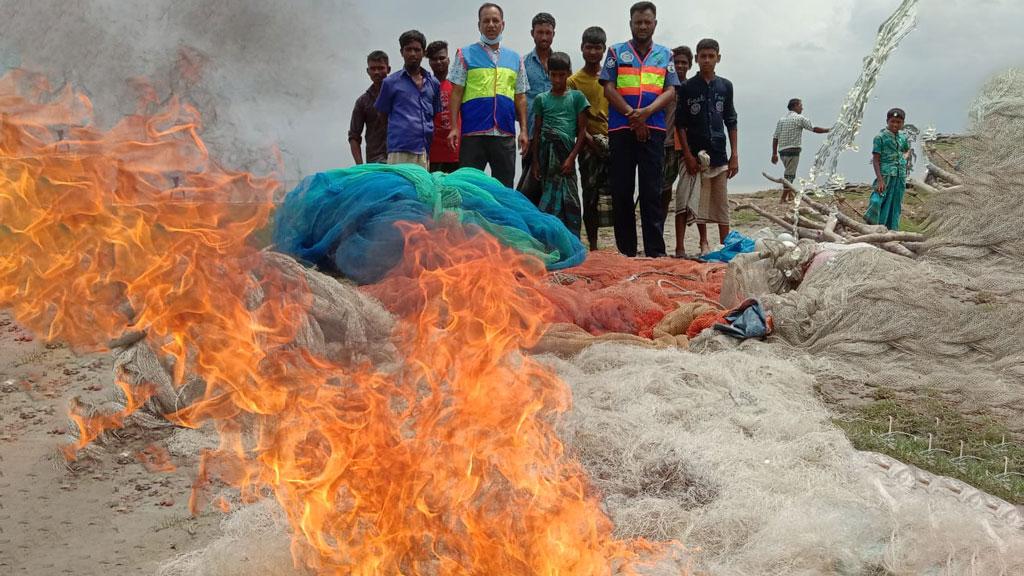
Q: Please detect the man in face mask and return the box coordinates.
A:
[447,2,530,188]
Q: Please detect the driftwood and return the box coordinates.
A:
[754,171,921,258]
[927,162,964,186]
[908,177,940,195]
[849,231,925,244]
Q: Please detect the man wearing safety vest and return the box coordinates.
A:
[600,1,680,258]
[447,2,530,189]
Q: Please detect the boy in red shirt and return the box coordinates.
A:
[426,40,460,173]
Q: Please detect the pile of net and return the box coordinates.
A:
[70,251,397,449]
[272,165,586,284]
[753,69,1024,431]
[157,345,1024,575]
[364,248,727,355]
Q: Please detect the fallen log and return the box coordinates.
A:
[927,162,964,186]
[849,231,925,244]
[823,215,839,239]
[880,242,916,258]
[908,177,940,195]
[733,203,795,230]
[759,172,919,259]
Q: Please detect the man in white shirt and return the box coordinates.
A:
[771,98,830,202]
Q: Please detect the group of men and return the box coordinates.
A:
[349,1,829,258]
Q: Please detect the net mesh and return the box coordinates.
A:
[764,69,1024,433]
[158,345,1024,575]
[272,165,587,284]
[365,249,726,342]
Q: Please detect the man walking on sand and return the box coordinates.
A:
[771,98,830,202]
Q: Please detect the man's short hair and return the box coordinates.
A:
[367,50,389,64]
[696,38,720,54]
[672,45,693,65]
[630,1,657,17]
[581,26,607,46]
[478,2,503,20]
[532,12,556,29]
[787,98,802,111]
[426,41,448,59]
[399,30,427,50]
[548,52,572,72]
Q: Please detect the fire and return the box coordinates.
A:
[0,70,680,574]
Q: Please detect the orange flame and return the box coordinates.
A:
[137,442,178,473]
[0,71,683,574]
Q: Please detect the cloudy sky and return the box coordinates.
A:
[3,0,1023,191]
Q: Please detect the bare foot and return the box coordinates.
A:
[699,242,711,255]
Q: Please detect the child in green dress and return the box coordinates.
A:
[531,52,590,236]
[866,107,911,230]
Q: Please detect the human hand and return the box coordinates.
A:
[447,129,459,151]
[532,160,542,181]
[877,178,886,195]
[728,156,739,179]
[771,154,779,165]
[635,123,650,143]
[584,132,597,153]
[561,157,575,176]
[518,132,530,156]
[683,154,699,175]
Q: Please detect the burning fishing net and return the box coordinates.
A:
[272,165,587,284]
[158,344,1024,575]
[366,249,726,350]
[0,70,685,574]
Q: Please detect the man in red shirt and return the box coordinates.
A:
[426,40,460,173]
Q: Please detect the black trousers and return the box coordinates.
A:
[459,135,516,188]
[609,129,667,257]
[430,161,460,174]
[515,153,542,205]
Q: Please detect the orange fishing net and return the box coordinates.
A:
[365,244,726,341]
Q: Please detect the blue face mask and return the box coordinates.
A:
[480,33,502,46]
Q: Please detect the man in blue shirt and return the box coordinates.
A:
[376,30,441,169]
[516,12,556,203]
[600,1,680,258]
[676,38,738,254]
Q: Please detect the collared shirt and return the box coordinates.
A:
[524,49,552,136]
[676,74,737,167]
[449,43,529,137]
[567,68,608,136]
[348,84,388,163]
[774,111,814,152]
[429,79,460,163]
[375,67,441,155]
[872,128,910,177]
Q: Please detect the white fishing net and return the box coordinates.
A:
[157,345,1024,575]
[764,69,1024,432]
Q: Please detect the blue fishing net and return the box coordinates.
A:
[272,164,586,284]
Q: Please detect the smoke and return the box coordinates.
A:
[0,0,366,181]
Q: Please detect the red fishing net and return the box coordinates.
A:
[364,240,726,341]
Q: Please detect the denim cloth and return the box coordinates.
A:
[523,49,552,136]
[375,68,441,155]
